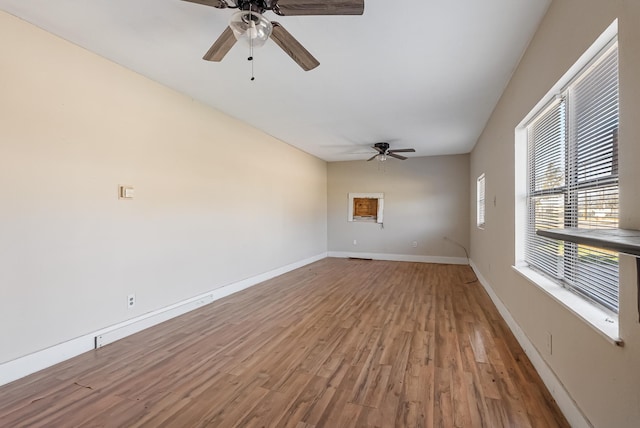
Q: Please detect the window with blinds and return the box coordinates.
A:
[477,174,486,229]
[525,41,619,312]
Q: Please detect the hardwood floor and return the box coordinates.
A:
[0,259,569,427]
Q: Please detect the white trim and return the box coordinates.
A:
[0,252,327,386]
[0,335,95,387]
[469,259,593,428]
[328,251,468,265]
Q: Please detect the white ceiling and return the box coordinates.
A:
[0,0,550,161]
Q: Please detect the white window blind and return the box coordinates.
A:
[477,174,485,229]
[525,42,619,312]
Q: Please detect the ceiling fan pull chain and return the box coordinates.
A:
[248,32,255,81]
[251,49,255,81]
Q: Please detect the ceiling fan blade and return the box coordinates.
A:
[203,26,237,61]
[273,0,364,16]
[182,0,230,8]
[270,22,320,71]
[367,154,378,161]
[388,148,416,153]
[388,153,408,160]
[371,145,385,154]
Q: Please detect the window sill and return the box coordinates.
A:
[352,216,378,223]
[512,264,623,346]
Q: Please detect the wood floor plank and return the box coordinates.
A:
[0,259,569,427]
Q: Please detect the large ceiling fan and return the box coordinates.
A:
[182,0,365,71]
[367,142,416,161]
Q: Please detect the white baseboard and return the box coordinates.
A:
[328,251,468,265]
[469,259,592,428]
[0,252,327,387]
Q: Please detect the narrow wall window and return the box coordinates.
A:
[523,40,619,312]
[477,174,486,229]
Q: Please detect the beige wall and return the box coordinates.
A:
[328,156,469,261]
[470,1,640,426]
[0,12,327,364]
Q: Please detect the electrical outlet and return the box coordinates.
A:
[127,294,136,309]
[353,239,357,245]
[412,241,418,248]
[545,331,553,355]
[119,185,135,199]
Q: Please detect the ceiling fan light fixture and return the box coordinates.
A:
[229,11,272,48]
[377,154,387,162]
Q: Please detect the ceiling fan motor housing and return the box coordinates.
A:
[236,0,271,13]
[374,142,390,152]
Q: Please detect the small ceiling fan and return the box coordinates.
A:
[182,0,365,71]
[367,142,416,161]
